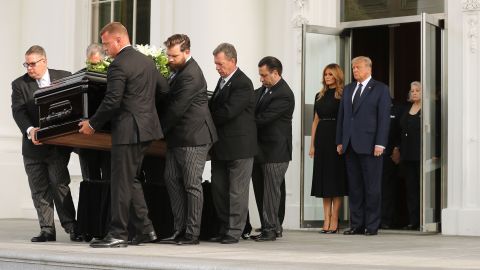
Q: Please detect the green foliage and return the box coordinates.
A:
[86,58,112,73]
[85,45,171,78]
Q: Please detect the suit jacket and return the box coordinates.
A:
[89,46,163,145]
[208,68,257,160]
[161,58,217,147]
[11,69,72,158]
[254,78,295,163]
[336,78,391,155]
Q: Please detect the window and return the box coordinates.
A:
[341,0,444,22]
[91,0,151,45]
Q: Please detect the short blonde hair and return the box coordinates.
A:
[100,22,129,37]
[352,56,372,68]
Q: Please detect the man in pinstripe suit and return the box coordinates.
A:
[251,56,294,242]
[11,45,81,242]
[159,34,218,245]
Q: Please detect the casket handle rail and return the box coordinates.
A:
[39,100,73,126]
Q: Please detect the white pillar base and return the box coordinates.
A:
[442,208,480,235]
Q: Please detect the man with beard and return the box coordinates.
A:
[159,34,217,245]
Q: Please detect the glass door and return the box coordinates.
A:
[300,25,349,228]
[420,13,444,232]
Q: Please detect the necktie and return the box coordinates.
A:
[258,88,269,104]
[352,83,363,109]
[219,78,226,89]
[167,72,176,84]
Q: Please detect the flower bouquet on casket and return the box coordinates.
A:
[86,44,171,78]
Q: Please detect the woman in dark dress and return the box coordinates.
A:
[309,63,347,233]
[399,81,422,230]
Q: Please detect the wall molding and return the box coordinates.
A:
[463,0,480,11]
[291,0,309,28]
[466,15,479,53]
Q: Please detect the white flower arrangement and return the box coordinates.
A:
[87,44,171,78]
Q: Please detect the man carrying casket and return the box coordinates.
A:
[79,22,165,248]
[11,45,82,242]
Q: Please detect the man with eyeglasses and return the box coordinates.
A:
[11,45,82,243]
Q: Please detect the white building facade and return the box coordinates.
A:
[0,0,478,236]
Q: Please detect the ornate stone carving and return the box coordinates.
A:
[291,0,309,64]
[291,0,309,28]
[463,0,480,10]
[467,16,478,53]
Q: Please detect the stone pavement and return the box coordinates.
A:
[0,219,479,269]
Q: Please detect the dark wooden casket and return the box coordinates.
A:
[33,71,166,156]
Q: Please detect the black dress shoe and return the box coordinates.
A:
[208,235,224,242]
[254,231,276,242]
[241,232,250,240]
[402,224,419,230]
[365,230,378,236]
[250,233,261,240]
[221,235,239,244]
[158,230,184,244]
[128,231,157,245]
[90,235,127,248]
[176,234,199,245]
[380,224,391,230]
[31,231,56,242]
[343,228,364,235]
[276,229,283,238]
[70,231,83,242]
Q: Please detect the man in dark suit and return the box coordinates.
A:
[381,102,402,229]
[251,56,294,242]
[11,45,81,242]
[208,43,257,244]
[336,56,391,236]
[159,34,218,245]
[79,22,164,248]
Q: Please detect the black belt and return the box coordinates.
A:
[320,118,336,121]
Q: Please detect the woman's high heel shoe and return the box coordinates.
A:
[325,228,339,234]
[319,229,329,234]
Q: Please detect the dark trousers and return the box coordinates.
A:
[404,160,420,227]
[252,162,289,232]
[345,147,383,232]
[108,142,153,240]
[251,163,286,230]
[381,156,399,227]
[211,158,253,239]
[23,149,76,234]
[164,144,211,237]
[78,148,111,181]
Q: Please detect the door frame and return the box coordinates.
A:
[300,13,447,232]
[300,24,348,227]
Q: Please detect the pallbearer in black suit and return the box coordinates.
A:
[160,34,218,245]
[251,57,295,242]
[208,43,257,244]
[336,56,391,236]
[11,45,81,242]
[79,22,163,248]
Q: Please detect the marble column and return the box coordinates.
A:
[442,0,480,236]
